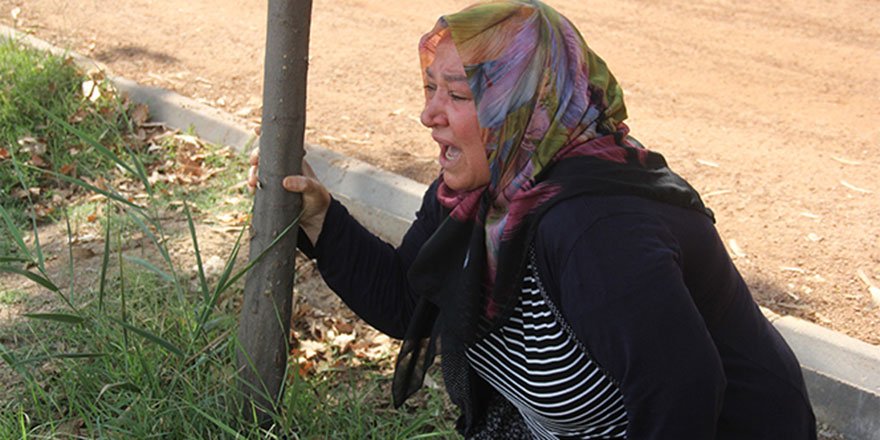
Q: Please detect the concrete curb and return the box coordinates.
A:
[5,26,879,440]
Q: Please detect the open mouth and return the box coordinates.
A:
[442,144,462,163]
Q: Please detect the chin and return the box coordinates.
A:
[443,174,467,191]
[443,169,489,192]
[446,179,482,192]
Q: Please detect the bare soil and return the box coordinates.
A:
[1,0,878,345]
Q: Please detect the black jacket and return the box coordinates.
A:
[299,184,816,439]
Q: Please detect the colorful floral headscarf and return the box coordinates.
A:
[419,0,641,293]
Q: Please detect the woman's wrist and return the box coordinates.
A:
[301,211,326,245]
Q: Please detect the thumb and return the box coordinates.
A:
[282,176,304,192]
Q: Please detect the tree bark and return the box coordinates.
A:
[237,0,312,427]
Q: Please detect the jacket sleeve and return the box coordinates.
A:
[297,182,442,339]
[539,212,726,439]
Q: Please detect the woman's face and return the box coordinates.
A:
[420,38,490,192]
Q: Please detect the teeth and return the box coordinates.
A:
[444,145,460,161]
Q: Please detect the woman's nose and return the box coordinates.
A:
[420,95,448,128]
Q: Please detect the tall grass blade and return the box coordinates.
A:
[123,209,182,298]
[184,401,247,439]
[98,201,112,312]
[109,317,184,358]
[22,313,85,325]
[211,225,245,303]
[6,151,44,269]
[0,266,60,293]
[184,201,209,303]
[116,227,129,350]
[42,352,106,360]
[122,144,153,196]
[217,211,302,294]
[18,407,27,439]
[193,212,249,339]
[408,432,456,439]
[63,208,76,305]
[0,203,33,262]
[95,382,141,403]
[123,255,174,283]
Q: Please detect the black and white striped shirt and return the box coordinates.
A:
[466,256,628,439]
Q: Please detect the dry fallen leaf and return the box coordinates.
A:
[296,360,315,378]
[332,333,356,353]
[334,321,355,334]
[18,136,47,155]
[0,147,8,160]
[130,103,150,126]
[81,79,102,102]
[30,154,48,168]
[296,340,326,361]
[60,163,77,176]
[67,108,89,124]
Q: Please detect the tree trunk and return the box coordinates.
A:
[237,0,313,427]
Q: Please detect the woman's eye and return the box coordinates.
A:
[424,84,437,93]
[450,93,470,101]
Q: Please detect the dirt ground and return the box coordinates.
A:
[1,0,878,346]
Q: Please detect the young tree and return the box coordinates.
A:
[237,0,313,427]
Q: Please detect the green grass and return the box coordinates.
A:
[0,38,458,438]
[0,267,455,438]
[0,37,157,256]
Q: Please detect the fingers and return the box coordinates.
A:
[282,174,330,205]
[247,147,260,193]
[249,147,260,166]
[247,164,258,194]
[282,175,312,193]
[247,153,323,197]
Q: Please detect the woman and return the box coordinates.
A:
[250,1,817,438]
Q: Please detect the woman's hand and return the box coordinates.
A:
[248,147,331,244]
